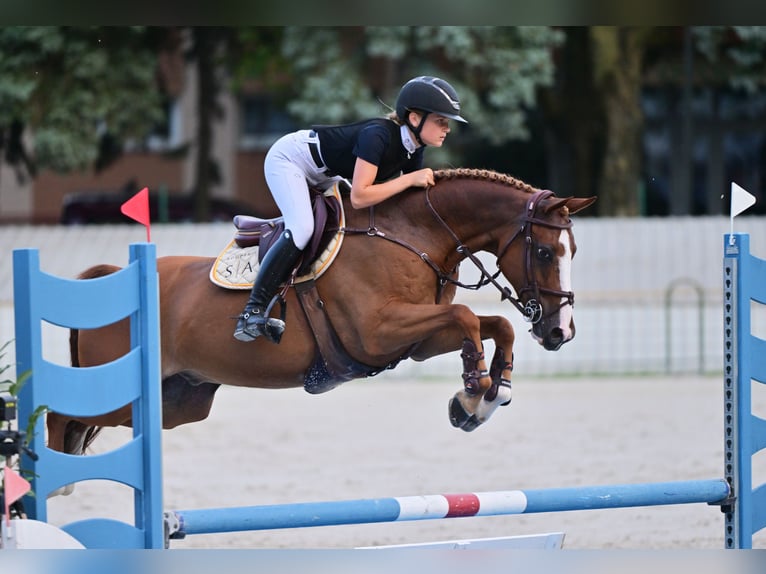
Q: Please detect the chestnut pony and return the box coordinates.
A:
[50,168,595,455]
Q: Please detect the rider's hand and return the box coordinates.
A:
[409,168,434,188]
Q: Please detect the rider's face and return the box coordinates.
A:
[411,113,451,147]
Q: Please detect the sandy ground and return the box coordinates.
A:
[43,373,766,550]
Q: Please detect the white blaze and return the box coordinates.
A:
[557,230,574,340]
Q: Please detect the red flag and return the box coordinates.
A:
[120,186,152,242]
[3,465,31,526]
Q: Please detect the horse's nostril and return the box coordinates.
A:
[544,327,565,351]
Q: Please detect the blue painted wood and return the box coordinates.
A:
[13,244,164,549]
[723,233,766,548]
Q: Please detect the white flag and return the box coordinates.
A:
[731,182,756,217]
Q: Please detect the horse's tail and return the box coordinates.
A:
[62,264,122,454]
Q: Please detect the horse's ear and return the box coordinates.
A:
[542,197,571,214]
[565,196,597,215]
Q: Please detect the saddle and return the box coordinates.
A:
[210,184,346,289]
[233,185,342,276]
[210,181,395,394]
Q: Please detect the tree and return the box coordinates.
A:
[185,27,286,221]
[591,26,655,216]
[693,26,766,94]
[276,26,564,168]
[187,27,229,222]
[0,27,165,183]
[540,26,766,216]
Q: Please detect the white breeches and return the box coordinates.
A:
[264,130,340,249]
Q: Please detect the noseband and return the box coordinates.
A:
[425,187,575,324]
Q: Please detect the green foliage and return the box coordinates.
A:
[693,26,766,93]
[279,26,564,148]
[281,28,382,122]
[0,27,165,173]
[0,339,44,445]
[231,27,288,90]
[0,339,29,397]
[1,338,43,497]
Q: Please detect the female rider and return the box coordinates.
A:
[234,76,468,343]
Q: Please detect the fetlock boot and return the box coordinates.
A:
[233,230,303,343]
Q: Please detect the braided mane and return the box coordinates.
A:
[434,168,539,195]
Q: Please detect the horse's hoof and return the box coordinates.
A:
[460,416,482,432]
[448,396,466,427]
[448,397,482,432]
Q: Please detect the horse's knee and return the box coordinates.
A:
[450,304,481,333]
[480,315,515,349]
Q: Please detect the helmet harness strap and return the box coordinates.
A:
[406,110,430,146]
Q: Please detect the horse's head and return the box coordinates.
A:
[496,191,596,351]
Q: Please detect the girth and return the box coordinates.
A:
[295,280,411,394]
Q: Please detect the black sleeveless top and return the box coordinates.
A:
[313,118,424,182]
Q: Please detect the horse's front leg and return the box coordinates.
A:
[446,315,514,432]
[450,336,514,431]
[370,303,514,431]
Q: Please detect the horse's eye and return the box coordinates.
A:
[537,247,553,262]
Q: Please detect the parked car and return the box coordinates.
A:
[60,186,254,224]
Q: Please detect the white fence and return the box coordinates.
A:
[2,216,765,378]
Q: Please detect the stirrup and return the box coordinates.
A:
[259,317,286,344]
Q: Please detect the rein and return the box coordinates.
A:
[341,185,575,324]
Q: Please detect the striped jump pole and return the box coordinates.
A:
[166,479,730,538]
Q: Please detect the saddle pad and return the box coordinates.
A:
[209,183,346,289]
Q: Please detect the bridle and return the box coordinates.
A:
[493,189,575,323]
[427,187,575,324]
[342,187,575,325]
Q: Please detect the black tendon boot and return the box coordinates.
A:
[233,230,303,343]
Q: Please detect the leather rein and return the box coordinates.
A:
[341,186,575,325]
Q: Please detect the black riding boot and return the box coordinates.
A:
[233,230,303,343]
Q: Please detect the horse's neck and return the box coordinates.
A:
[345,190,452,245]
[343,181,527,262]
[421,180,529,254]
